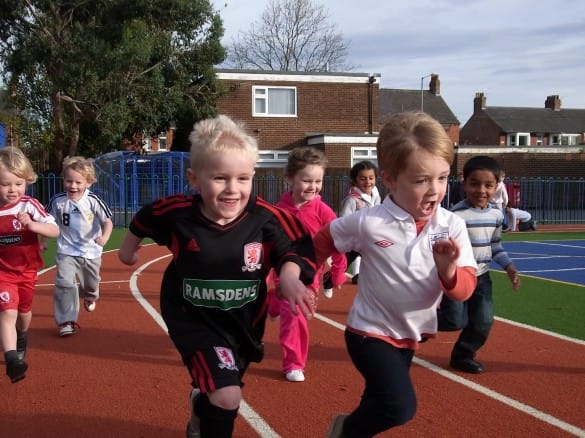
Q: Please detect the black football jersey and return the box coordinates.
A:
[129,194,316,363]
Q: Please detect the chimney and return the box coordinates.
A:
[429,74,440,95]
[545,95,561,111]
[474,92,486,114]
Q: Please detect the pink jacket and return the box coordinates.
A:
[274,192,347,290]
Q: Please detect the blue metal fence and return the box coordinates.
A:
[28,152,585,228]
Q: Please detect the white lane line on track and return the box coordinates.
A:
[92,253,585,437]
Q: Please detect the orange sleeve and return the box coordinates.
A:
[441,266,477,301]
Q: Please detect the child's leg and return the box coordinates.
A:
[78,257,102,303]
[53,254,81,325]
[452,272,494,361]
[195,389,239,438]
[342,331,416,435]
[0,309,18,353]
[279,299,309,374]
[437,294,467,331]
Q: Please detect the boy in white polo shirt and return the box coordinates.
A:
[45,156,113,336]
[315,111,478,438]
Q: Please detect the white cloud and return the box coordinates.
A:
[213,0,585,123]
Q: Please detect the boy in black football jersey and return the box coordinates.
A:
[118,115,317,438]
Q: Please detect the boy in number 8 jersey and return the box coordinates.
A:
[44,156,113,336]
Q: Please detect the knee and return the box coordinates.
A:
[380,395,417,428]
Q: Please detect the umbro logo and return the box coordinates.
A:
[375,240,394,248]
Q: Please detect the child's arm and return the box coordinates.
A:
[118,231,143,265]
[17,212,59,238]
[96,218,113,247]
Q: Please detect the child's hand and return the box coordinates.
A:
[95,236,107,247]
[278,273,316,319]
[432,238,459,283]
[506,265,521,290]
[17,212,32,228]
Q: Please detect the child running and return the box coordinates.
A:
[0,147,59,383]
[313,111,478,437]
[438,155,521,374]
[338,160,381,284]
[45,156,113,336]
[267,146,347,382]
[118,115,317,438]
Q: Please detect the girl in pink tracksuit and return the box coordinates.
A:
[268,147,347,382]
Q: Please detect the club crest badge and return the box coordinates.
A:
[214,346,238,371]
[242,242,262,272]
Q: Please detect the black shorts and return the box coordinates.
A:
[161,294,250,393]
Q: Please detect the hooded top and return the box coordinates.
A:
[275,191,347,289]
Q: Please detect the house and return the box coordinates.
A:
[460,93,585,146]
[378,74,460,145]
[215,69,381,170]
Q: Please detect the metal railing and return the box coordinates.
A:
[28,174,585,228]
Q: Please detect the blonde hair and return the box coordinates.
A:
[284,146,327,178]
[62,156,96,184]
[376,112,454,178]
[188,115,258,170]
[0,146,37,184]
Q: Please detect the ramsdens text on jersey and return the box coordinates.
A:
[183,279,261,310]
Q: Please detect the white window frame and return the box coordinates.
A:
[256,150,289,168]
[507,132,530,147]
[350,147,377,167]
[253,86,297,117]
[158,134,168,151]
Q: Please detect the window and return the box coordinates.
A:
[536,135,543,146]
[351,147,377,167]
[256,150,289,168]
[253,86,296,117]
[159,135,167,151]
[551,133,578,146]
[507,133,530,146]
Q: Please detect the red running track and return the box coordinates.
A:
[1,245,584,437]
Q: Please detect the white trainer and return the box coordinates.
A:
[285,369,305,382]
[84,300,96,312]
[323,288,334,299]
[58,322,78,337]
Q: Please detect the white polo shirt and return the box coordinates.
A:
[329,196,477,343]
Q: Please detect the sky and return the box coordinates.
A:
[211,0,585,124]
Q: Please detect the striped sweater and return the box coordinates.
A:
[451,200,513,276]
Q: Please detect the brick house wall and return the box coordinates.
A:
[216,70,380,167]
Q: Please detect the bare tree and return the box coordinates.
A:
[228,0,351,72]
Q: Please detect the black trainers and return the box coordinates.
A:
[186,388,201,438]
[6,358,28,383]
[351,274,359,285]
[450,357,484,374]
[16,330,28,361]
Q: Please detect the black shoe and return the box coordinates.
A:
[16,330,27,361]
[6,358,28,383]
[450,357,484,374]
[351,274,359,285]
